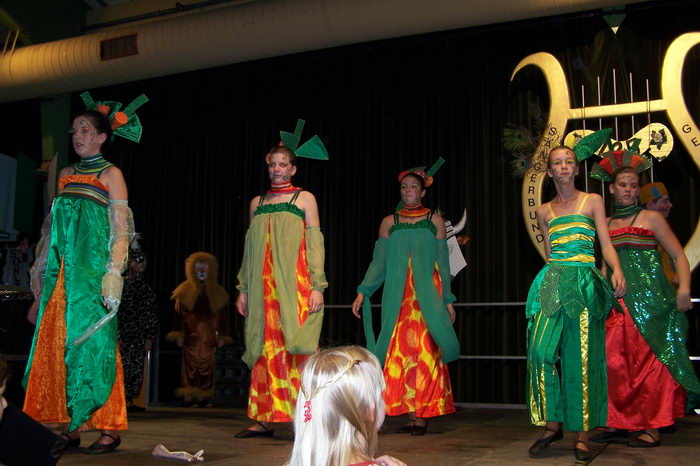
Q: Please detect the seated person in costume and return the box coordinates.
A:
[23,92,146,455]
[287,346,406,466]
[168,252,231,407]
[235,120,329,437]
[590,153,700,448]
[525,143,625,462]
[352,159,459,436]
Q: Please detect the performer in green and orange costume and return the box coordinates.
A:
[235,120,328,438]
[525,139,625,462]
[23,91,146,455]
[352,159,459,436]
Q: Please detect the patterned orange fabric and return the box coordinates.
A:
[247,221,310,422]
[23,261,128,431]
[383,259,455,418]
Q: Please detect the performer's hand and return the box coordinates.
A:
[373,455,406,466]
[676,288,692,312]
[446,303,456,324]
[309,290,324,314]
[235,293,248,317]
[144,339,153,351]
[610,268,626,298]
[351,293,364,319]
[176,335,183,347]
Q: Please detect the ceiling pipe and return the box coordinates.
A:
[0,0,646,104]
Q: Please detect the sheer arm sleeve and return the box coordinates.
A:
[357,238,387,298]
[29,210,52,303]
[305,226,328,292]
[101,200,135,310]
[436,238,457,304]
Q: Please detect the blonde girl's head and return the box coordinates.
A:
[287,346,385,466]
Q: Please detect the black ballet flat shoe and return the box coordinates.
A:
[83,433,121,455]
[396,423,415,434]
[591,429,628,444]
[627,432,660,448]
[574,440,593,462]
[234,423,274,439]
[410,420,429,436]
[528,428,563,457]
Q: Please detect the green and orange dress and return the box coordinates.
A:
[23,156,127,432]
[237,190,327,422]
[357,213,459,418]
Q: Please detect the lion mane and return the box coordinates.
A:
[171,251,229,312]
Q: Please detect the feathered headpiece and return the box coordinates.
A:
[590,149,653,182]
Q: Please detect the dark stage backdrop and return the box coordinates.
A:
[2,0,699,405]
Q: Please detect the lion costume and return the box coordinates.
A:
[168,252,231,402]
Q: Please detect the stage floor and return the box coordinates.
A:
[56,406,700,465]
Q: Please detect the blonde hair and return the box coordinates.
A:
[287,346,385,466]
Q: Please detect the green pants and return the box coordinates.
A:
[526,308,607,431]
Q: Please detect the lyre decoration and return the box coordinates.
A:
[511,32,700,271]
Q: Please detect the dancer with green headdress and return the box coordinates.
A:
[525,139,626,462]
[352,158,459,436]
[590,150,700,448]
[235,120,329,438]
[23,91,146,455]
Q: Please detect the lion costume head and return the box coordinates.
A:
[171,251,229,312]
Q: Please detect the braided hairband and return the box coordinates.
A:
[300,359,361,423]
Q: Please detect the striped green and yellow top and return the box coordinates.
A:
[547,194,595,266]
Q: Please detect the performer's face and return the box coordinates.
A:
[610,172,640,206]
[648,195,672,218]
[400,175,425,205]
[547,148,578,184]
[195,261,209,281]
[267,152,297,184]
[71,117,107,158]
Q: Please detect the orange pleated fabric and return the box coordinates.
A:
[247,221,310,422]
[23,262,128,431]
[383,259,455,418]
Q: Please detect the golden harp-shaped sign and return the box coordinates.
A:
[511,32,700,271]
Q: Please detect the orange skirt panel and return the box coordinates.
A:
[383,259,455,418]
[23,262,128,430]
[247,221,310,422]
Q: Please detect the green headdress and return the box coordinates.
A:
[279,119,329,160]
[573,128,612,161]
[590,149,653,182]
[80,91,148,143]
[395,157,445,211]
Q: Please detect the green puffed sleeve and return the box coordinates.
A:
[436,238,456,304]
[305,226,328,291]
[357,238,387,298]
